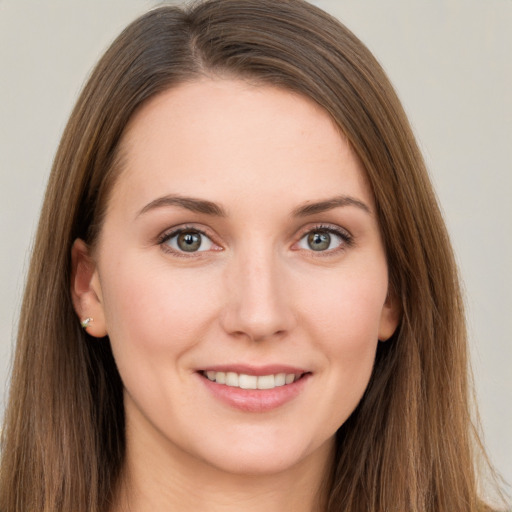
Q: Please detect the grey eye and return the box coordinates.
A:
[307,232,331,251]
[297,229,345,252]
[165,230,213,253]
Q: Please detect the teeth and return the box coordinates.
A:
[285,373,295,385]
[239,374,257,389]
[225,372,239,387]
[204,371,300,389]
[274,373,286,387]
[257,374,275,389]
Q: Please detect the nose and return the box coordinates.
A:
[220,247,296,342]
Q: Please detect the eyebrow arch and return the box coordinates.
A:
[137,194,227,218]
[292,195,371,217]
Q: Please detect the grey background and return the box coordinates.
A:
[1,0,511,493]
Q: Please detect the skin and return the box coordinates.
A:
[72,79,399,512]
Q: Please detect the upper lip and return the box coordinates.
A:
[197,364,309,376]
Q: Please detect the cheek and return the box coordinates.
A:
[295,263,388,411]
[99,257,220,363]
[300,266,388,350]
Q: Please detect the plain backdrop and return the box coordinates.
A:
[1,0,511,492]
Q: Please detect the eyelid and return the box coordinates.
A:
[155,222,353,257]
[293,223,354,253]
[157,224,222,256]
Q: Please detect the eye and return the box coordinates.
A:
[296,227,351,252]
[161,228,214,253]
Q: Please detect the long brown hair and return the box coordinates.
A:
[0,1,504,511]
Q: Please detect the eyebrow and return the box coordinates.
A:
[292,195,371,217]
[137,194,227,218]
[136,193,371,219]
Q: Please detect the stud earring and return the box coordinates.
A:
[80,317,93,329]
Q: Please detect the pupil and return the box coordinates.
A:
[308,232,330,251]
[178,232,201,252]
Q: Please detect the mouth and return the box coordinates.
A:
[197,366,311,412]
[200,370,306,390]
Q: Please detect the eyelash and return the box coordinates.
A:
[158,225,218,257]
[295,224,354,255]
[157,223,354,257]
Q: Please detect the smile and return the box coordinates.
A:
[199,368,310,412]
[202,371,301,390]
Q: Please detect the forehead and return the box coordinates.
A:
[110,78,372,216]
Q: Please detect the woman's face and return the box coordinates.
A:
[75,79,398,477]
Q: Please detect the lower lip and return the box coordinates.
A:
[199,373,311,413]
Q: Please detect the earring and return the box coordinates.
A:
[80,317,93,329]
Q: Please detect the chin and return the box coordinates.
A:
[191,431,335,478]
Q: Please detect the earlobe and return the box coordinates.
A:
[378,292,401,342]
[70,239,108,338]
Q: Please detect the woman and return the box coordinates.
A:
[0,0,506,511]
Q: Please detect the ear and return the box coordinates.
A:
[378,291,401,342]
[70,239,108,338]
